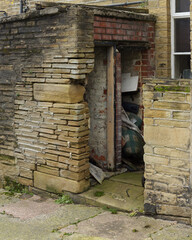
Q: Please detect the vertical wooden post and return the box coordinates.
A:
[115,50,122,167]
[107,46,115,170]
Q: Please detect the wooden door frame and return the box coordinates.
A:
[107,46,115,170]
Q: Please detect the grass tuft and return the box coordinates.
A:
[94,191,105,197]
[3,177,32,196]
[103,206,118,214]
[55,194,73,204]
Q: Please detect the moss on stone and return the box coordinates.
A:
[154,86,190,92]
[0,154,15,161]
[46,185,58,194]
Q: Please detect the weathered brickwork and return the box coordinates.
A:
[91,15,155,168]
[94,15,153,42]
[2,0,192,81]
[143,78,191,224]
[4,1,191,225]
[0,5,94,192]
[94,15,155,83]
[0,3,156,192]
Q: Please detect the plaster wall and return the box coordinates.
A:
[86,47,107,169]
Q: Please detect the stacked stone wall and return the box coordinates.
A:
[0,5,94,193]
[0,67,16,156]
[143,78,191,224]
[1,0,147,17]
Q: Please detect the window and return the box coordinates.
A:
[171,0,191,78]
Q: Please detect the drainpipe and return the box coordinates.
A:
[20,0,23,13]
[104,1,145,7]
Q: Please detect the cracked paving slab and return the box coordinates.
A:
[0,194,60,220]
[149,224,192,240]
[0,193,103,240]
[0,191,192,240]
[60,212,178,240]
[0,189,21,206]
[61,215,192,240]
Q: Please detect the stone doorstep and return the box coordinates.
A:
[32,171,144,214]
[31,185,143,214]
[30,177,192,225]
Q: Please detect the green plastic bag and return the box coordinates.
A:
[122,126,145,161]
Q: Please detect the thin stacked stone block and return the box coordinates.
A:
[0,5,94,193]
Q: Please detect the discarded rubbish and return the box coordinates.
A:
[90,163,127,184]
[121,108,145,175]
[89,163,106,184]
[122,108,145,161]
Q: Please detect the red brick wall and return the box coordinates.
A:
[94,16,151,41]
[94,15,155,78]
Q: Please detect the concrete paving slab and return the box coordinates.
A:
[0,191,192,240]
[0,189,20,206]
[62,233,110,240]
[149,224,192,240]
[80,172,144,212]
[0,194,60,220]
[60,212,177,240]
[110,171,143,186]
[0,201,103,240]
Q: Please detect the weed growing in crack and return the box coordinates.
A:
[129,211,137,217]
[129,209,144,217]
[94,191,105,197]
[55,194,73,204]
[144,224,151,229]
[103,206,118,214]
[63,233,73,236]
[71,219,81,226]
[3,177,32,196]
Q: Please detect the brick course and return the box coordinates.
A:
[94,16,151,42]
[94,15,155,81]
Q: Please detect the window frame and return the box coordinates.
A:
[171,0,190,78]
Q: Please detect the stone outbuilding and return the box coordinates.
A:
[1,0,192,225]
[0,3,155,190]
